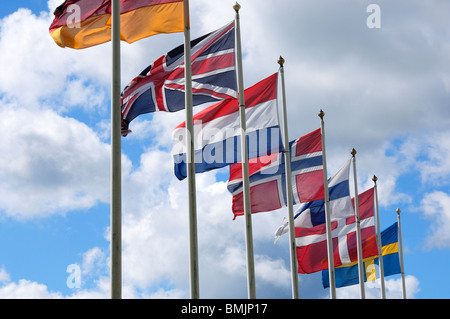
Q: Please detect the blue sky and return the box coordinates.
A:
[0,0,449,299]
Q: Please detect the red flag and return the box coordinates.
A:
[295,188,379,274]
[227,128,324,219]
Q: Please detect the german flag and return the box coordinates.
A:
[49,0,184,49]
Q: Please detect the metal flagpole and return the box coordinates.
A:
[396,208,407,299]
[110,0,122,300]
[372,175,386,299]
[351,148,365,299]
[277,57,299,299]
[319,110,336,299]
[183,0,200,299]
[234,2,256,299]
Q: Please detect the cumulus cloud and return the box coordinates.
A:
[0,267,10,283]
[420,191,450,249]
[0,279,63,299]
[0,8,111,109]
[0,107,111,219]
[336,275,420,299]
[0,268,63,299]
[417,133,450,186]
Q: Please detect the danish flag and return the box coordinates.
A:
[295,187,379,274]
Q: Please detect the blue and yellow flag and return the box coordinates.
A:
[322,222,401,288]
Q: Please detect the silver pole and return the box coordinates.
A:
[372,175,386,299]
[277,57,299,299]
[319,110,336,299]
[396,208,407,299]
[351,148,365,299]
[110,0,122,299]
[183,0,200,299]
[234,2,256,299]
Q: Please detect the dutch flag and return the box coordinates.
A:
[172,73,283,181]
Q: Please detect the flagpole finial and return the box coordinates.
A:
[318,109,325,119]
[372,175,378,183]
[233,2,241,12]
[351,148,357,157]
[278,56,285,67]
[396,208,401,215]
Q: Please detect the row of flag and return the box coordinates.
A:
[49,0,406,298]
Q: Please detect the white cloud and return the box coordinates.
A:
[66,276,110,299]
[0,268,63,299]
[0,8,108,108]
[0,267,10,283]
[384,275,420,299]
[81,247,107,280]
[418,133,450,186]
[336,275,420,299]
[141,287,186,299]
[0,279,63,299]
[420,191,450,249]
[0,107,111,219]
[255,255,291,288]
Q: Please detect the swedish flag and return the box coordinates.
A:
[322,222,401,288]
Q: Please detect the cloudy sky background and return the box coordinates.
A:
[0,0,449,298]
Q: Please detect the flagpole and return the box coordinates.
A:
[277,57,299,299]
[319,110,336,299]
[234,2,256,299]
[351,148,365,299]
[110,0,122,300]
[396,208,407,299]
[183,0,200,299]
[372,175,386,299]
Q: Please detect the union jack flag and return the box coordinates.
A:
[121,21,237,135]
[227,128,324,219]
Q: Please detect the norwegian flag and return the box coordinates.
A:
[121,21,237,135]
[274,159,354,242]
[227,128,324,219]
[295,187,379,274]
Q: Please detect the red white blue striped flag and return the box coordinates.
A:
[172,73,282,181]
